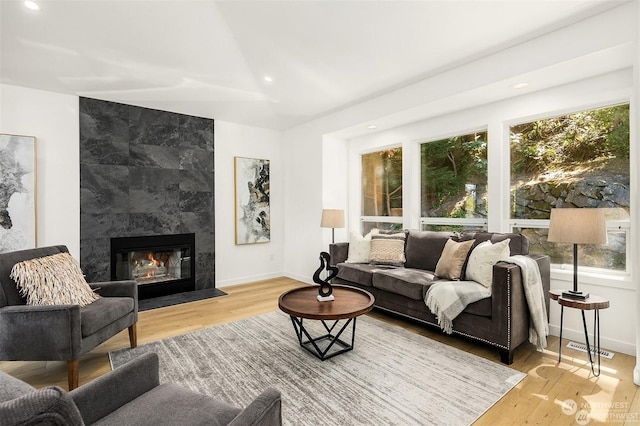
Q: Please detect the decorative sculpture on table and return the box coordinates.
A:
[313,251,338,302]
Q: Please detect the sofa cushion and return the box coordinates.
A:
[466,239,511,288]
[434,239,474,280]
[345,231,371,263]
[404,230,457,271]
[80,297,134,337]
[336,263,382,287]
[369,232,406,266]
[93,383,241,426]
[372,268,437,300]
[10,252,100,307]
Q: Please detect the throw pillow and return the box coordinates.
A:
[369,232,406,266]
[10,252,100,307]
[345,231,372,263]
[434,239,475,280]
[465,238,511,288]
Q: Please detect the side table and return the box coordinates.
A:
[549,289,610,377]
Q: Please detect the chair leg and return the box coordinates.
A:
[67,359,79,391]
[129,323,138,348]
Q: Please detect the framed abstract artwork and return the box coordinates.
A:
[0,134,36,252]
[234,157,270,245]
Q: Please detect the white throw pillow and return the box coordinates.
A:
[345,231,372,263]
[465,239,511,288]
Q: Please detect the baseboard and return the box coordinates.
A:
[548,324,635,356]
[216,272,284,288]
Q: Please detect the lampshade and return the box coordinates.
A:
[320,209,345,229]
[547,208,607,245]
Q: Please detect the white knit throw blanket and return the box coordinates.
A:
[503,255,548,350]
[424,281,491,334]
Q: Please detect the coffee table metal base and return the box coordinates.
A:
[289,316,357,360]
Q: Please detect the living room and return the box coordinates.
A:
[1,0,639,424]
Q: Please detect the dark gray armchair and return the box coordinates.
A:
[0,352,283,425]
[0,245,138,390]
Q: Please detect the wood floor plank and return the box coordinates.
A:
[1,277,636,424]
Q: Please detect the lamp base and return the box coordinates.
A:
[562,290,589,300]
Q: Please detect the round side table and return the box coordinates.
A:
[549,289,609,376]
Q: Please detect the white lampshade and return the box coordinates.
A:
[320,209,345,229]
[548,208,607,245]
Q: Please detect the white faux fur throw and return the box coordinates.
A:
[10,252,100,307]
[425,281,491,334]
[503,255,548,350]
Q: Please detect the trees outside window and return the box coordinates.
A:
[361,148,402,234]
[420,131,488,232]
[510,104,630,272]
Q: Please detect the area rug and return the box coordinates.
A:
[110,311,524,425]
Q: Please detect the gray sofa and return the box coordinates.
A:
[330,230,550,364]
[0,352,283,425]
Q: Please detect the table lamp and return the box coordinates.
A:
[547,208,607,300]
[320,209,345,244]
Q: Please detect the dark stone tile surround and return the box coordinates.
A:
[79,97,215,289]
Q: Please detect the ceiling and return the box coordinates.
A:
[0,0,630,130]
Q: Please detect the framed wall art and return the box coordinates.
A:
[234,157,270,245]
[0,134,36,252]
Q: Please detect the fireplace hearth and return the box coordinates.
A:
[111,233,196,299]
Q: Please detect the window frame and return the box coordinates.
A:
[507,102,632,288]
[419,128,489,231]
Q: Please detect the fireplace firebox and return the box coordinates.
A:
[110,233,196,299]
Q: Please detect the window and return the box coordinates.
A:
[509,104,630,274]
[361,147,402,234]
[420,130,488,232]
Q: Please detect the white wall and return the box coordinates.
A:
[0,84,80,258]
[214,121,285,287]
[0,85,286,287]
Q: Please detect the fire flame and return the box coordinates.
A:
[147,252,161,267]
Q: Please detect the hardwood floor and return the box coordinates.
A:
[1,277,637,425]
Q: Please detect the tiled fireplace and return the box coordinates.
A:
[111,233,195,299]
[79,97,215,293]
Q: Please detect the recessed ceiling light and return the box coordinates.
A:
[263,76,273,83]
[512,82,529,90]
[24,0,40,10]
[367,125,377,129]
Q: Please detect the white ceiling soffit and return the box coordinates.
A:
[0,0,631,130]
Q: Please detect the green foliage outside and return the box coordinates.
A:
[421,131,487,217]
[510,104,629,173]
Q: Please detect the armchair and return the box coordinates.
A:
[0,245,138,390]
[0,352,283,426]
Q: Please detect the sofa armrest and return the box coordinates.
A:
[490,254,551,353]
[70,352,160,425]
[227,388,282,426]
[329,243,349,266]
[0,305,81,360]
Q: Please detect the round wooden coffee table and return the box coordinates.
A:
[278,285,375,360]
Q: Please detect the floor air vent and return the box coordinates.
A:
[566,341,614,359]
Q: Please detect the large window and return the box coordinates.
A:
[420,130,488,232]
[361,147,402,234]
[510,104,630,274]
